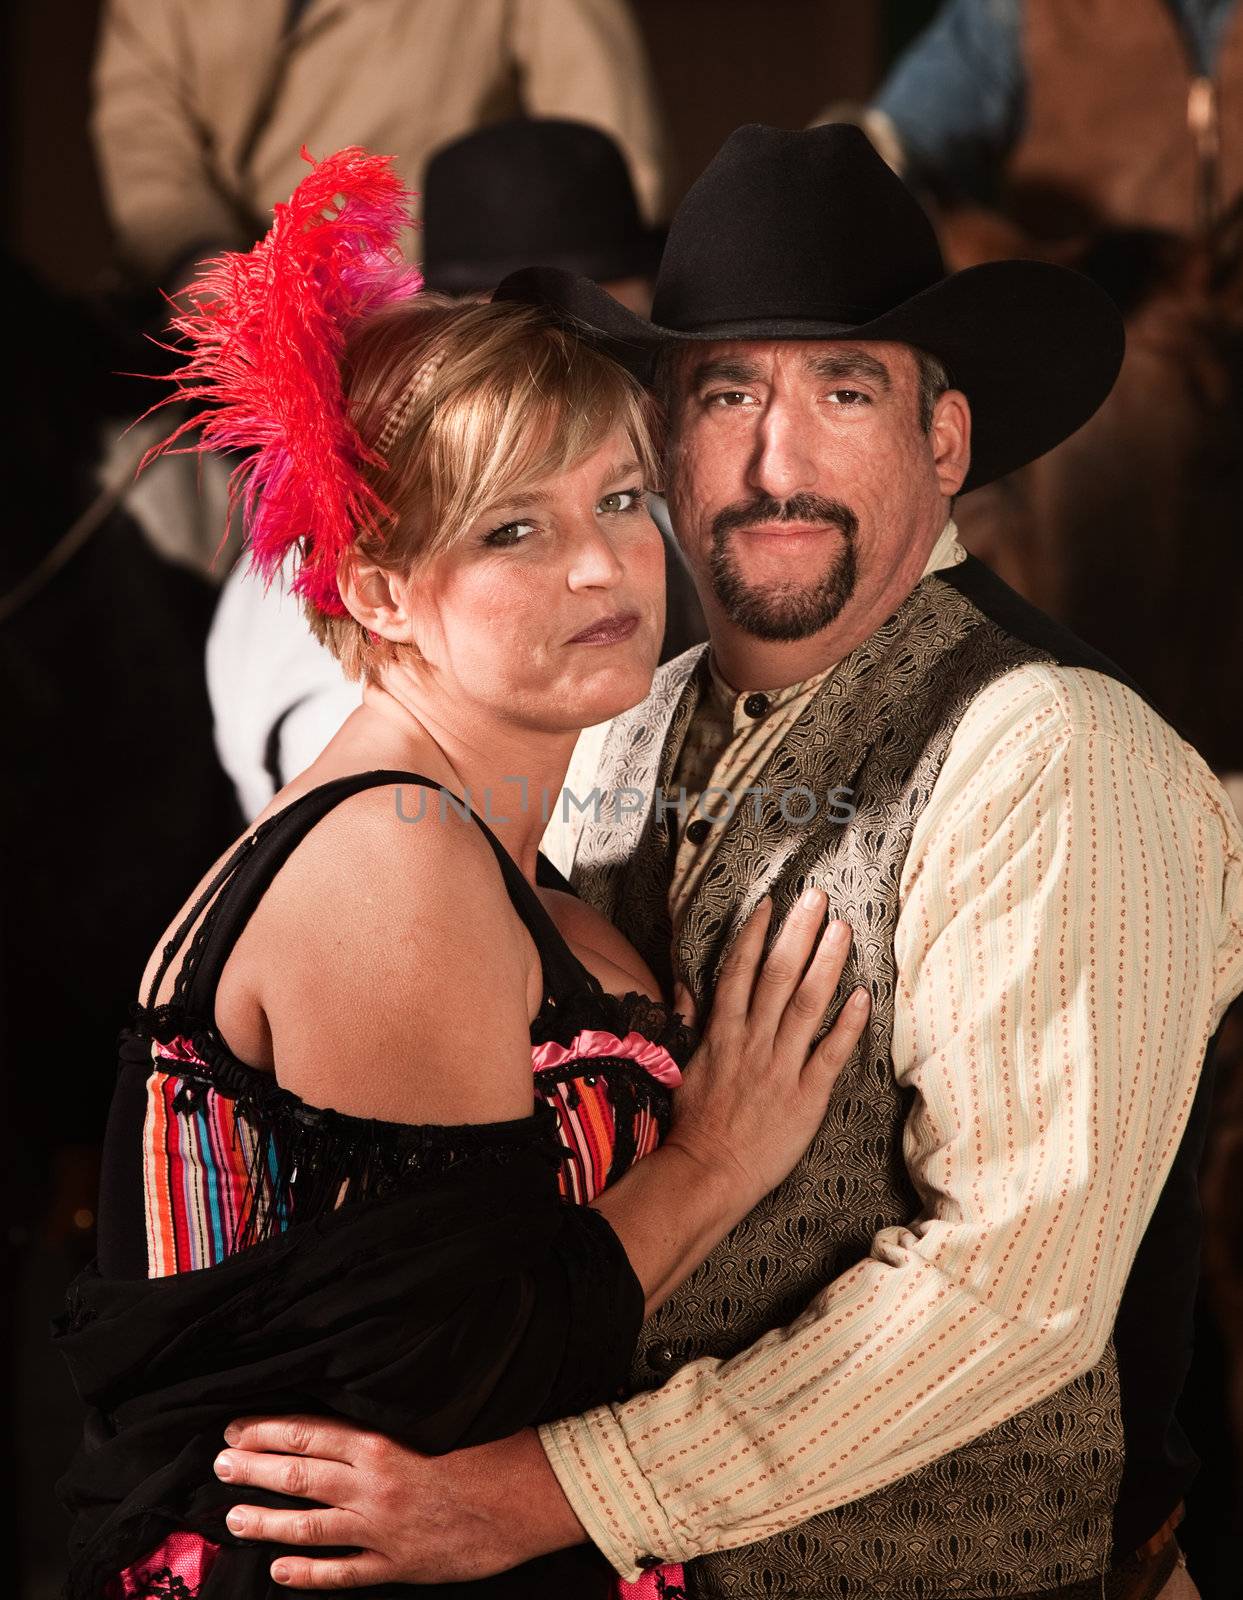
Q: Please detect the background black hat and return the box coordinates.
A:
[494,123,1125,492]
[421,117,662,295]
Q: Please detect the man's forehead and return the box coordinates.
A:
[675,337,915,386]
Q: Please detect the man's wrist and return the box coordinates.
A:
[495,1428,588,1561]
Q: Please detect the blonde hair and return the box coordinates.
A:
[304,295,661,680]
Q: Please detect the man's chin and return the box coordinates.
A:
[716,586,853,642]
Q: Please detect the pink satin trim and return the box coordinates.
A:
[530,1027,683,1087]
[617,1564,687,1597]
[112,1531,220,1597]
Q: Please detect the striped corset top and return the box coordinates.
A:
[122,982,695,1279]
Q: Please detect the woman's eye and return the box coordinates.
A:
[828,389,870,406]
[597,487,645,515]
[484,519,538,548]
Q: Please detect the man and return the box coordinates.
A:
[209,126,1243,1598]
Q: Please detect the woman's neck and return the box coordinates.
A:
[357,679,579,882]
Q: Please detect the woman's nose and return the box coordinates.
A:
[566,520,626,588]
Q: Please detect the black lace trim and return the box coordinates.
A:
[530,985,698,1068]
[124,1001,567,1252]
[125,1566,196,1599]
[535,1053,673,1116]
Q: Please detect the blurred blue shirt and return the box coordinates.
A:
[873,0,1236,200]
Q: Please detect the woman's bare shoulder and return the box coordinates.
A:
[225,786,542,1123]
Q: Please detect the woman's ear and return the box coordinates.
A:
[930,389,972,498]
[336,551,411,643]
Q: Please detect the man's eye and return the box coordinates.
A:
[597,487,645,515]
[828,389,870,406]
[484,519,538,548]
[706,390,757,407]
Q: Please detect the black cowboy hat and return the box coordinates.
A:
[422,117,663,295]
[494,123,1125,492]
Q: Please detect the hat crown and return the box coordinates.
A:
[652,123,946,331]
[423,118,652,293]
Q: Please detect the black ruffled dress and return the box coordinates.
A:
[55,772,695,1599]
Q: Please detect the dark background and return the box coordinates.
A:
[5,4,1233,1599]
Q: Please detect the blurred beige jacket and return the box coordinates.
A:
[92,0,666,280]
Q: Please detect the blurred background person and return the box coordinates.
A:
[206,118,707,829]
[89,0,668,581]
[861,0,1239,234]
[831,0,1243,795]
[91,0,666,290]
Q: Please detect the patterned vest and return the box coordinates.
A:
[571,558,1211,1599]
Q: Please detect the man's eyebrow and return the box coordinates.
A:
[806,349,892,389]
[688,357,765,389]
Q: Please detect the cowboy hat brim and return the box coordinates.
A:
[494,260,1125,493]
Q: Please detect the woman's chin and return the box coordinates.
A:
[569,654,657,726]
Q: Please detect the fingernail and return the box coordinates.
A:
[226,1508,246,1532]
[214,1453,233,1480]
[851,987,871,1009]
[800,886,823,910]
[272,1566,291,1585]
[827,918,850,945]
[223,1424,241,1446]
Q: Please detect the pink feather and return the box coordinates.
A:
[141,146,422,615]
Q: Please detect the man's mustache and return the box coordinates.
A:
[711,493,859,543]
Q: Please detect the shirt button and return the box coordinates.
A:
[684,817,711,845]
[646,1341,677,1373]
[743,691,770,718]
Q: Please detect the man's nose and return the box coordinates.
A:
[748,408,820,499]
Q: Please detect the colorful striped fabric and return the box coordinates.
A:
[141,1026,679,1275]
[142,1035,283,1277]
[539,1070,664,1205]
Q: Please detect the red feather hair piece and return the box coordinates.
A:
[141,146,422,615]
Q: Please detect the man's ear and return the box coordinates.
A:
[930,389,971,498]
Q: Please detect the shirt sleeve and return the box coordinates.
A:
[872,0,1026,202]
[91,0,254,279]
[538,665,1243,1578]
[205,554,361,821]
[507,0,668,222]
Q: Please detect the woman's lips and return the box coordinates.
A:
[567,611,640,645]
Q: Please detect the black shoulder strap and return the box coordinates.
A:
[154,771,597,1029]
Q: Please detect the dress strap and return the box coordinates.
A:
[166,770,599,1031]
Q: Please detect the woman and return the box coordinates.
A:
[55,150,870,1600]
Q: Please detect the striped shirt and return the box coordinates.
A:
[539,531,1243,1581]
